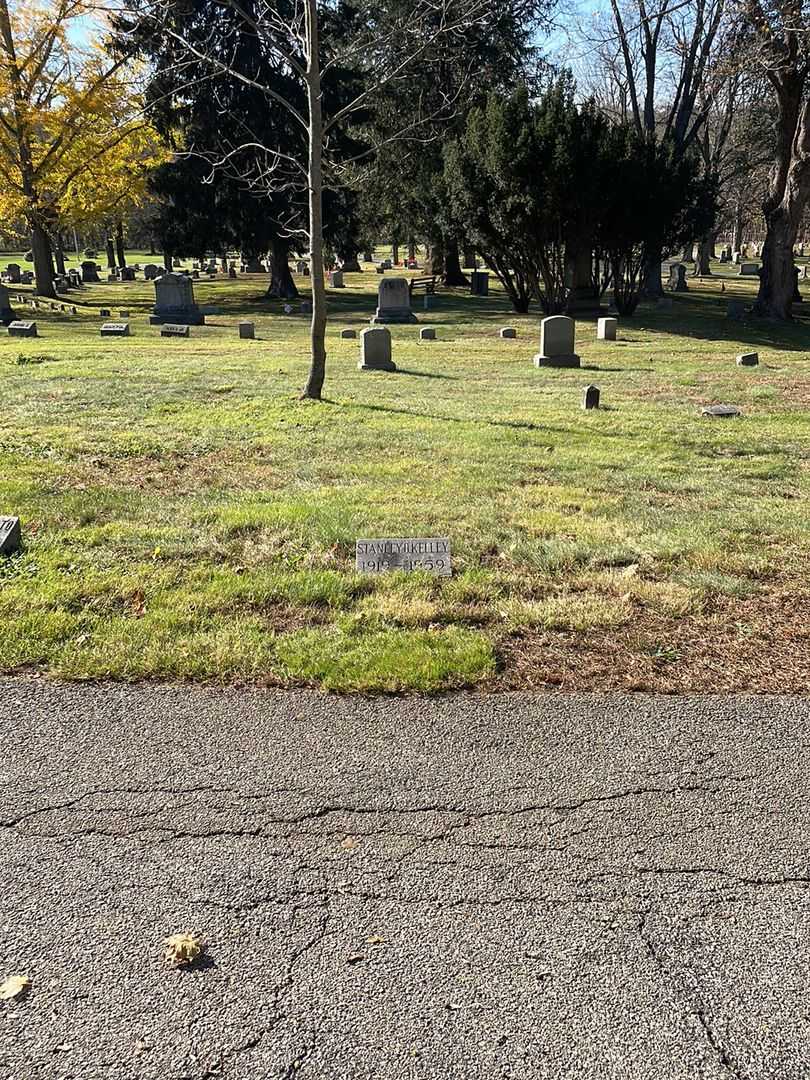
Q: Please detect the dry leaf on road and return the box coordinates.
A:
[0,975,31,1001]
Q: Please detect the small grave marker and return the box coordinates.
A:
[101,322,130,337]
[341,329,357,339]
[8,321,37,338]
[238,321,255,339]
[161,324,190,338]
[702,404,741,418]
[0,516,21,555]
[500,327,517,339]
[597,317,617,341]
[737,352,759,367]
[356,538,452,577]
[420,327,436,341]
[582,385,601,410]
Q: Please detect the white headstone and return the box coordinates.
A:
[597,317,617,341]
[371,277,416,324]
[534,316,580,368]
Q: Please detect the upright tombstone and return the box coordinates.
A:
[329,270,345,288]
[5,264,21,284]
[229,266,237,279]
[238,321,255,340]
[738,262,760,276]
[597,317,617,341]
[371,277,417,324]
[732,251,742,265]
[101,322,130,337]
[0,284,16,326]
[143,264,160,281]
[534,315,580,368]
[296,260,308,275]
[667,264,688,292]
[420,327,436,341]
[150,272,205,325]
[245,257,265,273]
[120,267,136,282]
[737,352,759,366]
[469,270,489,297]
[582,385,601,410]
[359,327,396,371]
[500,327,517,339]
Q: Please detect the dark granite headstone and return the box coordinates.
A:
[582,385,601,410]
[0,516,21,555]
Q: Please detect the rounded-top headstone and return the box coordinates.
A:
[500,327,517,339]
[597,317,617,341]
[420,327,436,341]
[534,315,580,368]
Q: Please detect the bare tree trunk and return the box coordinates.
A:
[105,235,116,269]
[267,235,299,298]
[444,237,468,286]
[694,233,713,276]
[115,221,127,268]
[392,240,400,265]
[163,251,174,272]
[733,203,744,253]
[755,96,810,319]
[642,247,663,298]
[31,220,55,297]
[302,0,327,401]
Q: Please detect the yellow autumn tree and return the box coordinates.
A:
[0,0,166,295]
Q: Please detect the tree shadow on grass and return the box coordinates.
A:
[394,368,459,380]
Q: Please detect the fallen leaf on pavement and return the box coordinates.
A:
[0,975,30,1001]
[164,932,204,968]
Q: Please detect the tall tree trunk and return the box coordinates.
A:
[267,235,299,298]
[31,220,55,298]
[73,227,81,260]
[641,247,663,298]
[693,232,713,276]
[733,203,744,253]
[149,236,157,256]
[54,233,66,277]
[408,237,416,262]
[115,221,127,268]
[302,0,327,401]
[105,235,116,269]
[392,240,400,265]
[443,237,468,286]
[163,251,174,272]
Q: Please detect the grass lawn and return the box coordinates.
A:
[2,252,809,692]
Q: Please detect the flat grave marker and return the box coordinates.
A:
[101,322,130,337]
[161,324,190,338]
[8,321,37,338]
[356,538,452,577]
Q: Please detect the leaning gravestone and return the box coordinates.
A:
[0,516,21,556]
[359,327,396,371]
[0,284,16,326]
[150,272,204,325]
[356,538,451,577]
[597,317,617,341]
[372,277,417,324]
[534,315,580,368]
[667,264,688,292]
[5,264,21,284]
[8,321,37,338]
[101,322,130,337]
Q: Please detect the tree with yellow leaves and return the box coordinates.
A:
[0,0,165,296]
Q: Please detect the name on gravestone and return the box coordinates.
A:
[101,322,130,337]
[356,538,452,577]
[161,324,190,337]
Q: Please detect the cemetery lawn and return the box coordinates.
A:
[2,256,810,693]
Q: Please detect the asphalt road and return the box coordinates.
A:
[1,679,809,1079]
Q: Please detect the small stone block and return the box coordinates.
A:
[0,515,21,555]
[500,327,517,338]
[301,301,312,314]
[582,385,601,410]
[702,404,741,418]
[597,317,617,341]
[737,352,759,366]
[100,308,111,317]
[341,329,357,339]
[161,324,190,338]
[8,321,37,338]
[238,321,255,339]
[420,327,436,341]
[101,322,130,337]
[119,309,130,317]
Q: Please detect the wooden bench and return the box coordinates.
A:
[408,275,438,296]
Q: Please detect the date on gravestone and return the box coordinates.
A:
[356,538,451,577]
